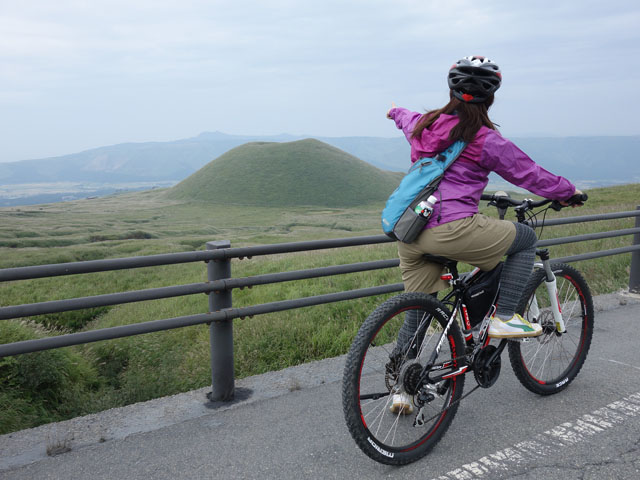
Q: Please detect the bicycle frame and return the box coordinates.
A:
[418,248,565,385]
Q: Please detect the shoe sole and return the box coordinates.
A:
[488,330,543,339]
[389,404,414,415]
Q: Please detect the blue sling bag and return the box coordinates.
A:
[381,139,467,243]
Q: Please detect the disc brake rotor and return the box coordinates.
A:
[538,311,557,336]
[384,357,399,391]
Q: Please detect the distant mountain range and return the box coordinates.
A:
[0,132,411,185]
[0,131,638,206]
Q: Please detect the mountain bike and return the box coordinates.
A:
[342,192,593,465]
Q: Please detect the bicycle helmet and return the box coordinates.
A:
[448,56,502,104]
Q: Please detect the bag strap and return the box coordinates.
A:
[435,138,467,169]
[408,138,467,173]
[425,139,467,223]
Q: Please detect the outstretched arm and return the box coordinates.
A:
[386,102,397,118]
[386,105,423,142]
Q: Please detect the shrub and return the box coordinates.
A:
[0,321,101,434]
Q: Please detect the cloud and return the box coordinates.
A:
[0,0,639,161]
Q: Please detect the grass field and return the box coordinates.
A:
[0,183,638,434]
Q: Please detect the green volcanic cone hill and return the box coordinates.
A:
[167,139,403,207]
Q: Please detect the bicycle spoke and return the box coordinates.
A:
[536,338,555,378]
[524,337,545,367]
[361,349,391,377]
[362,398,386,423]
[563,331,579,350]
[415,314,436,359]
[382,410,403,445]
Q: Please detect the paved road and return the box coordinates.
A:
[1,293,639,479]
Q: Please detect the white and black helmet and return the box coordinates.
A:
[448,56,502,103]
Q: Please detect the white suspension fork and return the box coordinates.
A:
[538,261,566,333]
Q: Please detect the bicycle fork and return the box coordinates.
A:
[535,251,566,333]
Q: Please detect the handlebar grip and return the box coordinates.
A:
[552,192,588,211]
[568,192,588,205]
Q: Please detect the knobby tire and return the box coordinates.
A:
[508,263,594,395]
[342,292,465,465]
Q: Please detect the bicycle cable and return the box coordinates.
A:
[526,205,552,240]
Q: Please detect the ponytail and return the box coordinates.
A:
[411,92,496,143]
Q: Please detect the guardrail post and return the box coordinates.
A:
[630,206,640,294]
[206,240,234,402]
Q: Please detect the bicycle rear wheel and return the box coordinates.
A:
[342,292,465,465]
[508,263,594,395]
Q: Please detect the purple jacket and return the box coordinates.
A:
[389,107,576,228]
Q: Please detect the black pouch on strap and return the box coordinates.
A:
[463,262,503,326]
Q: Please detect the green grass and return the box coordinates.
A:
[0,183,638,434]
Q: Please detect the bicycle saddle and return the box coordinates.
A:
[422,254,458,269]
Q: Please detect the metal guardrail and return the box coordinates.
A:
[1,207,640,402]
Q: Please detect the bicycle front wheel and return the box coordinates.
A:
[342,292,465,465]
[508,263,594,395]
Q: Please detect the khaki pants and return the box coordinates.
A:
[397,214,516,294]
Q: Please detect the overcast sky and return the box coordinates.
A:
[1,0,639,163]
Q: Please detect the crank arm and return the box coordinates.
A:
[487,340,508,365]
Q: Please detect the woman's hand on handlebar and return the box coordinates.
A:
[559,189,587,207]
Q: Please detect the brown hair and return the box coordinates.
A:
[410,92,497,143]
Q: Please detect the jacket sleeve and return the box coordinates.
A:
[480,131,576,200]
[388,107,423,142]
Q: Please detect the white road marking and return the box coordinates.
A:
[431,391,640,480]
[600,358,640,370]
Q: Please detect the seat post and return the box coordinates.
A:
[449,263,459,280]
[422,253,459,280]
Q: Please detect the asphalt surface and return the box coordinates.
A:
[1,292,639,480]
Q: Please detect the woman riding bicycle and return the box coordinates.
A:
[386,56,583,412]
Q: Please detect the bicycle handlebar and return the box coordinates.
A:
[480,192,588,212]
